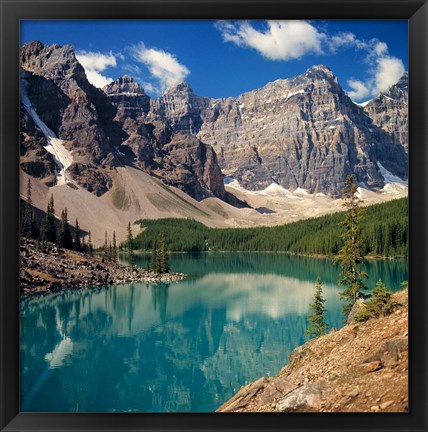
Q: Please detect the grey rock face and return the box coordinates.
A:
[364,72,408,153]
[20,42,226,201]
[151,82,211,135]
[20,104,58,186]
[103,75,151,120]
[156,66,408,196]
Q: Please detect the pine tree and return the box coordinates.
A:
[127,222,136,268]
[81,235,87,253]
[103,232,108,261]
[112,231,118,263]
[150,232,170,274]
[74,218,81,251]
[88,231,94,256]
[21,178,36,238]
[40,195,56,244]
[150,243,159,273]
[58,208,73,249]
[334,175,368,318]
[157,232,170,273]
[305,277,328,339]
[108,241,113,262]
[355,280,398,322]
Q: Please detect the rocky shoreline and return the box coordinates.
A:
[218,289,408,413]
[20,238,186,296]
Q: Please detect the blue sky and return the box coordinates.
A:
[20,20,408,102]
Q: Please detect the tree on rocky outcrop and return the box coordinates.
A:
[74,218,81,251]
[58,208,73,249]
[305,277,328,339]
[355,280,398,322]
[88,230,94,256]
[103,232,109,261]
[151,232,169,274]
[127,222,136,268]
[81,235,87,253]
[112,231,118,263]
[334,175,368,318]
[40,195,56,244]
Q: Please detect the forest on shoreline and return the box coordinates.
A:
[129,198,408,258]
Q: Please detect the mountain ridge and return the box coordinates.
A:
[20,40,408,236]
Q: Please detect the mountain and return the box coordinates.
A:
[155,65,408,196]
[19,41,408,242]
[363,72,408,153]
[20,41,226,201]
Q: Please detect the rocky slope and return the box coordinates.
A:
[364,72,408,153]
[20,238,186,296]
[218,289,408,413]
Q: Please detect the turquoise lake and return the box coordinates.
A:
[20,253,407,412]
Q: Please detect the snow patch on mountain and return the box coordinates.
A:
[354,99,373,107]
[377,162,407,185]
[20,78,74,186]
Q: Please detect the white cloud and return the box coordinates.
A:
[329,32,357,51]
[131,43,189,94]
[216,20,324,61]
[347,79,370,100]
[373,56,405,94]
[215,22,405,102]
[331,34,406,101]
[76,51,116,88]
[374,41,388,56]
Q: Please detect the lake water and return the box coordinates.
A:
[20,253,407,412]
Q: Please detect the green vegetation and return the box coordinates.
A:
[130,197,407,257]
[305,277,329,339]
[334,175,369,317]
[127,222,136,268]
[58,208,73,249]
[74,219,81,252]
[40,195,57,245]
[151,232,170,274]
[21,178,37,239]
[355,280,399,322]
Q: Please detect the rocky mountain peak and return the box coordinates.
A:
[303,64,337,81]
[164,80,194,95]
[364,72,408,152]
[103,75,147,96]
[21,41,85,85]
[382,72,408,99]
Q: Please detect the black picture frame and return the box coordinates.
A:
[1,1,427,431]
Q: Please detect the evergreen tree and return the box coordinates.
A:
[127,222,136,268]
[74,218,81,251]
[334,175,368,318]
[112,231,118,263]
[355,280,398,322]
[88,231,94,256]
[150,243,159,273]
[40,195,56,244]
[150,232,170,274]
[157,232,170,273]
[305,277,328,338]
[58,208,73,249]
[109,241,113,262]
[21,178,37,238]
[81,235,87,253]
[103,232,108,261]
